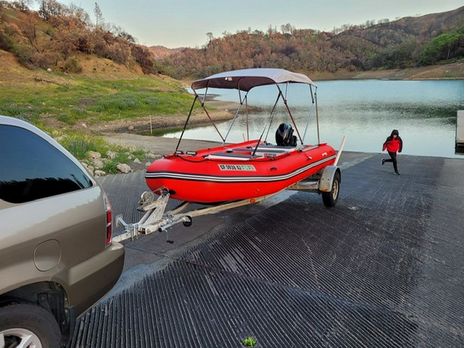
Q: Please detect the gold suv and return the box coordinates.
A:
[0,116,124,347]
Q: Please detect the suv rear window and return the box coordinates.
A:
[0,125,92,204]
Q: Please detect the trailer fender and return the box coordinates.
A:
[319,166,341,193]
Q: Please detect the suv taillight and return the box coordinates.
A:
[103,192,112,246]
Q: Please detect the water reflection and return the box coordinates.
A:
[168,80,464,158]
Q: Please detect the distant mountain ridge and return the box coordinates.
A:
[148,45,182,59]
[155,7,464,79]
[0,1,462,80]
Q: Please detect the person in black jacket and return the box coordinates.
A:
[382,129,403,175]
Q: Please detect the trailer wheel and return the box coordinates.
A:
[322,171,340,208]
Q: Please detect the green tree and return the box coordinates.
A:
[419,28,464,65]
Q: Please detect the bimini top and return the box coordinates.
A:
[191,68,316,92]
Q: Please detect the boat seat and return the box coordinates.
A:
[232,146,295,154]
[257,146,295,153]
[207,152,262,161]
[258,144,296,150]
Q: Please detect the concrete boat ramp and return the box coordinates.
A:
[69,150,463,347]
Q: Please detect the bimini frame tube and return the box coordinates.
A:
[276,84,304,145]
[314,87,320,145]
[302,85,315,144]
[224,82,248,144]
[175,94,198,153]
[175,85,228,153]
[264,87,284,142]
[194,88,226,143]
[245,94,249,141]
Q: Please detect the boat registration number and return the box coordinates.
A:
[218,164,256,171]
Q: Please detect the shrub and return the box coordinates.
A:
[0,28,13,50]
[419,28,464,65]
[11,43,34,66]
[241,337,257,347]
[132,45,155,74]
[57,133,114,160]
[30,51,60,69]
[105,42,130,64]
[61,56,82,73]
[75,34,92,53]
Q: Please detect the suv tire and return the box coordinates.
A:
[0,303,61,348]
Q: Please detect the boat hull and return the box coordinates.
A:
[145,142,336,203]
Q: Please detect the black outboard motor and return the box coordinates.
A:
[275,123,297,146]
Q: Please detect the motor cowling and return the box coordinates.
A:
[275,123,297,146]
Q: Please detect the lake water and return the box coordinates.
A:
[164,80,464,158]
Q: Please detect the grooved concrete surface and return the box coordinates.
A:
[70,152,463,348]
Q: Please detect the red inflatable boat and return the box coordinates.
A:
[145,68,342,204]
[146,140,336,203]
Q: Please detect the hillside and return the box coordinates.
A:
[0,0,156,74]
[0,48,193,125]
[156,7,464,79]
[1,1,462,80]
[0,1,200,126]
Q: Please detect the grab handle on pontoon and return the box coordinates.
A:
[334,136,346,166]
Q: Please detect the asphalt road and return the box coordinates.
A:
[69,151,463,347]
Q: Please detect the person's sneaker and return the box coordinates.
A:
[395,171,400,175]
[382,159,385,165]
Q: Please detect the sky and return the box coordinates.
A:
[61,0,464,48]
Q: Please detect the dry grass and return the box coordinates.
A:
[0,50,193,128]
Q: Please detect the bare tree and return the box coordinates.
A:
[38,0,49,20]
[69,3,91,24]
[22,18,39,51]
[38,0,65,20]
[113,25,136,43]
[14,0,32,11]
[94,2,104,28]
[280,23,295,35]
[267,25,277,36]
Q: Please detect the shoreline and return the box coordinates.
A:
[89,99,263,135]
[89,63,463,135]
[180,62,463,84]
[308,61,463,81]
[89,99,239,134]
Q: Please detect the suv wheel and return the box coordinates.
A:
[0,303,61,348]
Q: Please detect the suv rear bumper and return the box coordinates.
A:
[57,242,124,316]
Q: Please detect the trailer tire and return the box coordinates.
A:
[322,171,340,208]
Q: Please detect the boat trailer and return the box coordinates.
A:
[113,137,346,243]
[114,190,279,243]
